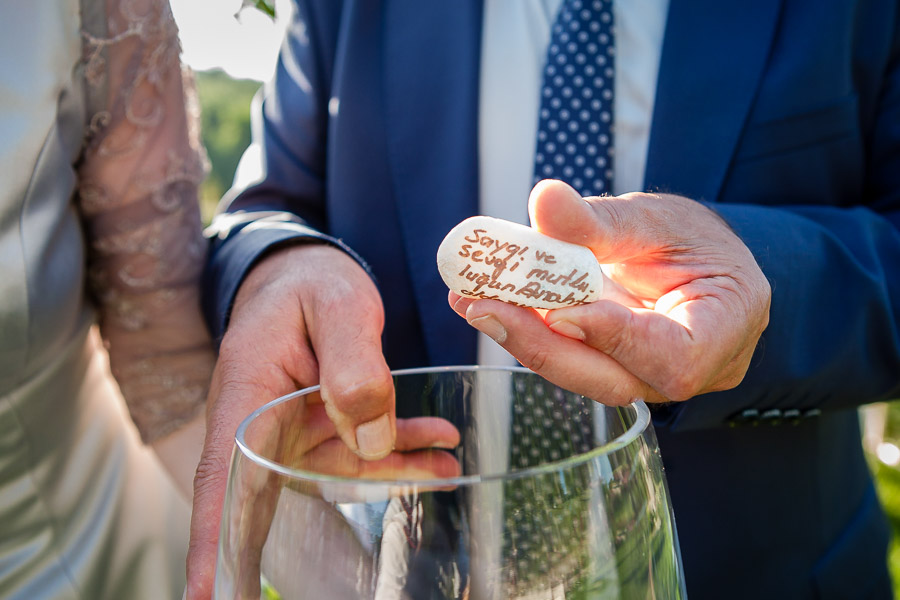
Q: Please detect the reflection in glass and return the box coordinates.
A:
[215,366,686,599]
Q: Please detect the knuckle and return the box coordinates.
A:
[312,280,386,339]
[717,371,747,392]
[596,321,631,357]
[193,448,232,497]
[519,346,551,373]
[603,377,639,406]
[593,198,628,235]
[756,283,772,330]
[658,369,702,402]
[575,301,632,356]
[712,355,754,393]
[323,369,394,418]
[652,333,709,401]
[318,272,382,309]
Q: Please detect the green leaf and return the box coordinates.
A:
[241,0,276,19]
[261,575,282,599]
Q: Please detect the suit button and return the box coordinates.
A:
[760,408,782,425]
[728,408,760,427]
[782,409,801,424]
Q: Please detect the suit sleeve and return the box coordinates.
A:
[664,31,900,431]
[201,0,366,341]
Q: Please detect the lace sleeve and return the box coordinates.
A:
[77,0,215,443]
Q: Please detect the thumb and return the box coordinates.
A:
[527,178,682,264]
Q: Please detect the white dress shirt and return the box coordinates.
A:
[469,7,670,592]
[477,0,669,366]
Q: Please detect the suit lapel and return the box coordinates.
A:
[644,0,784,202]
[380,0,779,362]
[383,0,483,365]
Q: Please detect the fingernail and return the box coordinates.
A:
[549,319,586,341]
[356,414,393,459]
[432,440,459,450]
[452,295,471,314]
[469,315,507,343]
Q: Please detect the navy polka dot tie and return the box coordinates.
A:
[534,0,615,198]
[502,380,596,594]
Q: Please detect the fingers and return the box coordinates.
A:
[457,296,664,406]
[187,357,296,600]
[281,397,459,459]
[394,417,461,451]
[545,289,750,401]
[453,284,760,404]
[185,445,223,600]
[302,262,396,460]
[300,440,462,481]
[283,399,460,467]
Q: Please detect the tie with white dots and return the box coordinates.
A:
[533,0,615,197]
[500,3,615,594]
[502,380,595,595]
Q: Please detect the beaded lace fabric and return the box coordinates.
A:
[77,0,214,442]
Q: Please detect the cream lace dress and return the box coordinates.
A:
[0,0,213,597]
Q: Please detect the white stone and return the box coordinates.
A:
[436,216,603,309]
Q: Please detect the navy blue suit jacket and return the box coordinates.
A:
[203,1,900,597]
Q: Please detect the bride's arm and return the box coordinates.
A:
[76,0,214,498]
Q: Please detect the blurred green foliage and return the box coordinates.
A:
[872,459,900,596]
[261,577,282,599]
[244,0,277,18]
[195,69,261,224]
[868,402,900,598]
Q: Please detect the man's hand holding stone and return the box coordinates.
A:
[451,179,771,407]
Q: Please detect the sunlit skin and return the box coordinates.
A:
[187,244,455,599]
[450,179,771,406]
[273,394,461,482]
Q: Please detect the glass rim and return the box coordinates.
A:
[234,365,651,487]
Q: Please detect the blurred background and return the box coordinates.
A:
[171,0,290,222]
[172,1,900,593]
[865,403,900,595]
